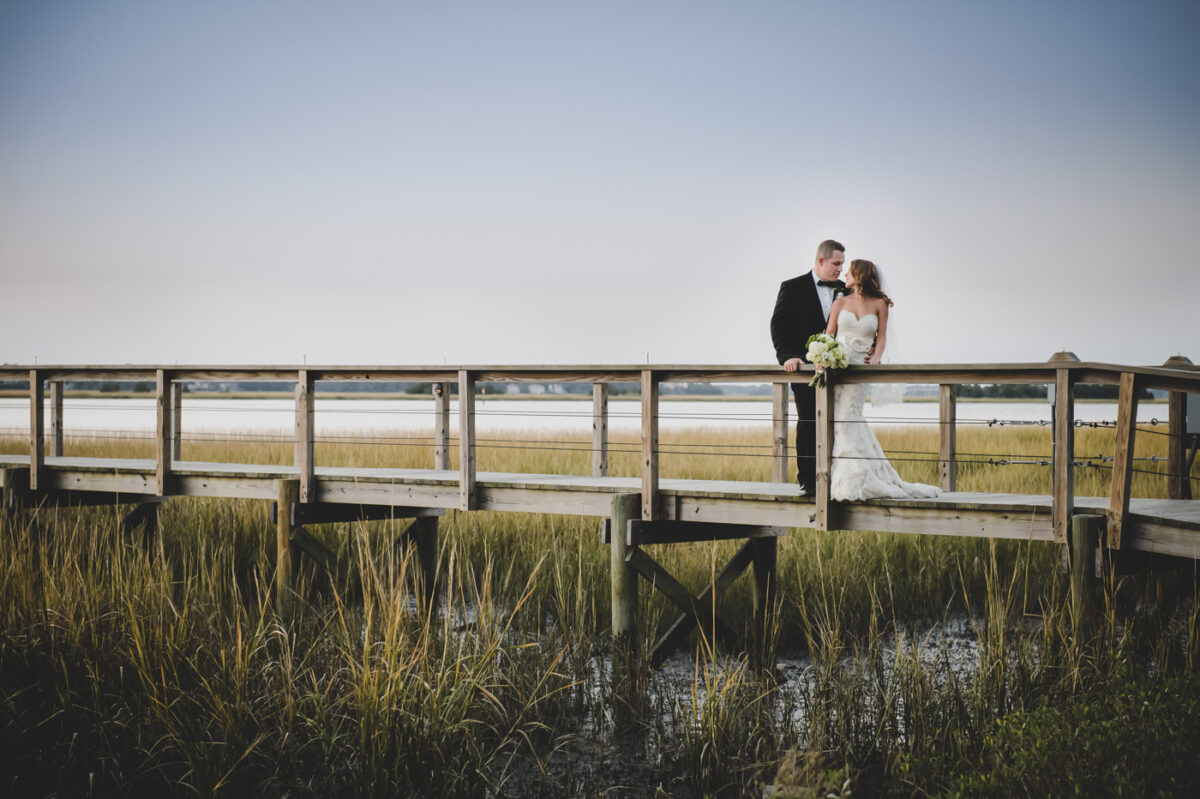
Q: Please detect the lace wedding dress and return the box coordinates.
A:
[830,310,940,501]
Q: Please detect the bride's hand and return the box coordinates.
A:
[865,352,882,365]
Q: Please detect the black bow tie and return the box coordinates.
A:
[818,280,845,289]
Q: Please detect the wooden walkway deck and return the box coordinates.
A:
[4,454,1197,559]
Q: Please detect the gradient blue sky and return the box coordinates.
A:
[2,1,1198,366]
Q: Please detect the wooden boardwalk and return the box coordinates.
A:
[2,455,1198,559]
[2,356,1198,661]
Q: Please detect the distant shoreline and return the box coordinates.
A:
[0,391,1168,404]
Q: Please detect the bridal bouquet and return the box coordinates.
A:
[805,333,848,387]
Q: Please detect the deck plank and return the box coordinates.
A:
[3,454,1198,550]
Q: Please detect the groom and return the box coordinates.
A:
[770,239,846,495]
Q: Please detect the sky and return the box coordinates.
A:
[2,0,1198,368]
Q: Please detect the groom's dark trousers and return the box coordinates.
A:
[770,271,829,489]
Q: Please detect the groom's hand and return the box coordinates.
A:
[783,357,803,372]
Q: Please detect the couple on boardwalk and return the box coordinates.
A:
[770,239,940,502]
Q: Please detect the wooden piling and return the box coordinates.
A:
[938,384,956,492]
[750,536,777,668]
[412,515,440,610]
[1070,513,1102,627]
[610,493,640,642]
[276,479,300,616]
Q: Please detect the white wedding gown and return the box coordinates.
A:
[830,310,940,501]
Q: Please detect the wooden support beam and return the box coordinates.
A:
[1070,513,1102,628]
[626,548,737,651]
[772,382,789,483]
[1164,356,1193,500]
[276,479,300,616]
[1107,372,1139,548]
[641,370,659,521]
[751,536,777,669]
[1053,368,1075,543]
[295,370,315,503]
[412,515,440,610]
[171,380,183,462]
[458,370,476,510]
[49,381,64,458]
[625,519,784,546]
[155,369,172,496]
[290,526,338,572]
[1,468,30,516]
[938,384,956,492]
[648,540,754,668]
[814,379,833,530]
[592,382,608,477]
[271,502,443,526]
[29,370,44,490]
[434,382,451,470]
[610,493,640,643]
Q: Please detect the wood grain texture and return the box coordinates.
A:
[641,370,659,521]
[814,380,833,530]
[49,381,64,458]
[434,382,451,470]
[592,383,608,477]
[938,384,956,492]
[1053,368,1075,543]
[772,382,789,483]
[295,370,315,502]
[458,370,476,510]
[1107,372,1139,548]
[29,370,44,490]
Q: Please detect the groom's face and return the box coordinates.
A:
[815,251,845,282]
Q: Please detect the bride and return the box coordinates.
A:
[823,259,940,501]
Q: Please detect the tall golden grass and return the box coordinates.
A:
[0,421,1196,796]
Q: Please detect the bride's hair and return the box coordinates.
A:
[849,259,893,307]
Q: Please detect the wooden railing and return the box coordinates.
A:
[3,355,1197,548]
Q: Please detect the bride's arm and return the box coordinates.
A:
[825,299,842,337]
[868,301,889,364]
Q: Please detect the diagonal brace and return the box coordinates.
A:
[632,540,755,668]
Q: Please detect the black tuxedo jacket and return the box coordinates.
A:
[770,271,831,366]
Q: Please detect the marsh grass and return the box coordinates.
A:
[1,424,1197,796]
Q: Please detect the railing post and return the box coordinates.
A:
[1107,371,1138,548]
[49,380,64,458]
[155,369,172,496]
[434,382,451,470]
[171,379,183,462]
[29,369,44,490]
[1164,356,1194,500]
[458,370,476,510]
[1049,354,1079,543]
[640,370,659,521]
[295,370,315,503]
[814,377,833,530]
[772,382,789,483]
[938,384,956,492]
[592,383,609,477]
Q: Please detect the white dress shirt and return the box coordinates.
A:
[813,271,837,321]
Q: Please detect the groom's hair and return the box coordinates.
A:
[815,239,844,261]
